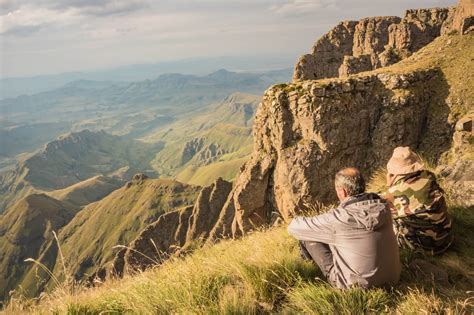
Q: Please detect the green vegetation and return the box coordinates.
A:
[176,156,249,186]
[6,200,472,314]
[146,93,259,183]
[50,179,200,283]
[0,130,161,214]
[0,194,76,302]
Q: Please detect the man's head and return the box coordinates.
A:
[334,168,366,201]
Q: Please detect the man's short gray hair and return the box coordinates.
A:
[335,168,366,196]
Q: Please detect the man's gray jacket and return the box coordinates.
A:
[288,193,401,289]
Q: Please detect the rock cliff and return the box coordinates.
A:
[293,0,473,81]
[110,177,233,275]
[223,0,474,236]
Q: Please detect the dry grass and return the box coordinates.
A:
[4,199,473,314]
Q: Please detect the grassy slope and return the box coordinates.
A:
[0,194,76,302]
[47,175,123,208]
[8,202,473,314]
[50,179,200,281]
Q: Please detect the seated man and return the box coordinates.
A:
[384,147,453,255]
[288,168,400,289]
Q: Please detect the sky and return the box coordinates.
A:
[0,0,457,78]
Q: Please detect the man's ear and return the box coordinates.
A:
[335,186,347,201]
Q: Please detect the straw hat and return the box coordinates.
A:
[387,146,424,175]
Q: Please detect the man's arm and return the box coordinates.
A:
[287,209,337,244]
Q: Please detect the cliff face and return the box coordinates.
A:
[293,0,473,81]
[230,69,451,234]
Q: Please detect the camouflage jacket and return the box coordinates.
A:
[383,170,453,255]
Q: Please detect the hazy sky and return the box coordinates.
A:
[0,0,457,78]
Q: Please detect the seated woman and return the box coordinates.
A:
[383,147,454,255]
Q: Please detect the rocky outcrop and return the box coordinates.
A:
[229,68,453,234]
[181,138,227,166]
[293,1,473,81]
[452,0,474,34]
[181,138,205,165]
[437,112,474,207]
[112,178,233,274]
[185,178,233,243]
[117,205,194,273]
[195,143,227,165]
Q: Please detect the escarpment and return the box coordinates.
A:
[293,0,474,81]
[227,0,473,236]
[230,69,453,234]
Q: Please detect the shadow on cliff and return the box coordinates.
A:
[232,66,454,233]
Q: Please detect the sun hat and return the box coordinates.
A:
[386,146,424,175]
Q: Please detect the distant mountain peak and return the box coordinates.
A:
[207,69,235,78]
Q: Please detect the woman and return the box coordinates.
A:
[383,147,453,255]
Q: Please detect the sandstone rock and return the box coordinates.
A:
[452,0,474,34]
[339,55,372,77]
[181,138,205,165]
[229,68,452,235]
[455,115,473,132]
[438,160,474,207]
[185,178,233,243]
[293,2,469,81]
[437,112,474,207]
[122,205,194,272]
[132,173,148,183]
[293,21,358,81]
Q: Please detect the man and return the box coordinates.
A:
[384,147,453,255]
[288,168,400,289]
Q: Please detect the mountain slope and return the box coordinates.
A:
[0,194,76,301]
[146,92,260,185]
[0,130,161,213]
[47,175,124,208]
[51,177,200,281]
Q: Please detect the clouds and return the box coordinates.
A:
[1,0,458,77]
[0,0,149,36]
[48,0,149,17]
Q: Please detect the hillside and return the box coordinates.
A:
[6,200,473,313]
[47,175,124,208]
[145,92,260,185]
[0,130,160,213]
[49,177,200,283]
[0,194,77,302]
